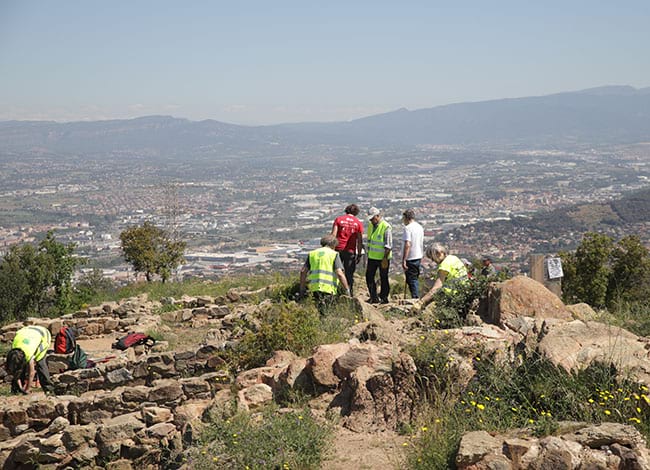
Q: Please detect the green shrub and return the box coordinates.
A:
[430,275,490,328]
[406,349,650,469]
[605,300,650,337]
[190,406,331,469]
[220,299,356,373]
[408,335,459,404]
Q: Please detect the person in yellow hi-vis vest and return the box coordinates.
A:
[5,325,54,394]
[299,235,350,314]
[365,207,392,304]
[418,243,469,309]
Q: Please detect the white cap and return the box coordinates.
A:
[367,207,381,219]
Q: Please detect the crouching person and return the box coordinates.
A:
[299,235,351,314]
[415,243,469,313]
[5,325,54,394]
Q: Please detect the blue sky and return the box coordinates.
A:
[1,1,649,124]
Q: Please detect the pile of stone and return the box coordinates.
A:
[3,277,650,468]
[0,294,162,344]
[456,422,649,469]
[50,345,225,395]
[0,376,232,468]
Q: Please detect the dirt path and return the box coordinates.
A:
[321,426,408,470]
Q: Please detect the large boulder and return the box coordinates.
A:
[538,320,650,382]
[333,343,396,380]
[335,352,418,433]
[237,383,273,411]
[455,430,502,467]
[481,276,572,327]
[307,343,352,389]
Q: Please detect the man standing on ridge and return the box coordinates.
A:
[401,209,424,298]
[300,235,350,314]
[331,204,364,294]
[5,325,54,394]
[365,207,392,304]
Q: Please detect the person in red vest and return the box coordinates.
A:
[331,204,364,294]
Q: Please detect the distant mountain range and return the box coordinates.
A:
[1,85,649,156]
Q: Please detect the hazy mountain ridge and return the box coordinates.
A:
[1,85,650,156]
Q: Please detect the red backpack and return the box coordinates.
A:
[54,326,76,354]
[112,332,155,351]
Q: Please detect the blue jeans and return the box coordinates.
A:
[405,258,421,298]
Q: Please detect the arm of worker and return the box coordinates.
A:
[336,269,350,295]
[298,259,309,298]
[420,270,448,307]
[23,359,36,393]
[402,240,411,271]
[333,254,350,295]
[381,228,392,268]
[356,233,363,263]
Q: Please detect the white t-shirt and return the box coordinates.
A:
[402,221,424,260]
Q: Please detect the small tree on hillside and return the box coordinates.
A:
[560,232,613,308]
[39,231,79,312]
[0,231,79,321]
[119,221,186,282]
[73,268,116,307]
[607,235,650,305]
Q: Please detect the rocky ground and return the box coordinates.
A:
[0,277,649,469]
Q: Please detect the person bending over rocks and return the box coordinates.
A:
[5,325,55,394]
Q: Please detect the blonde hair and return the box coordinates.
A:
[426,243,447,259]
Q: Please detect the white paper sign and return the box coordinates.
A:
[546,257,564,280]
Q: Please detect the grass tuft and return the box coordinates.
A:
[189,405,331,469]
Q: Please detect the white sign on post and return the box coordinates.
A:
[546,257,564,280]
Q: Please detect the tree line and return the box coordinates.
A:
[0,222,185,323]
[560,233,650,309]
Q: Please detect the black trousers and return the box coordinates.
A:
[338,250,357,293]
[312,291,336,315]
[366,258,389,302]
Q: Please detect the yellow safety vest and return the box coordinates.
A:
[12,325,51,362]
[308,247,339,294]
[438,255,469,293]
[367,220,392,260]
